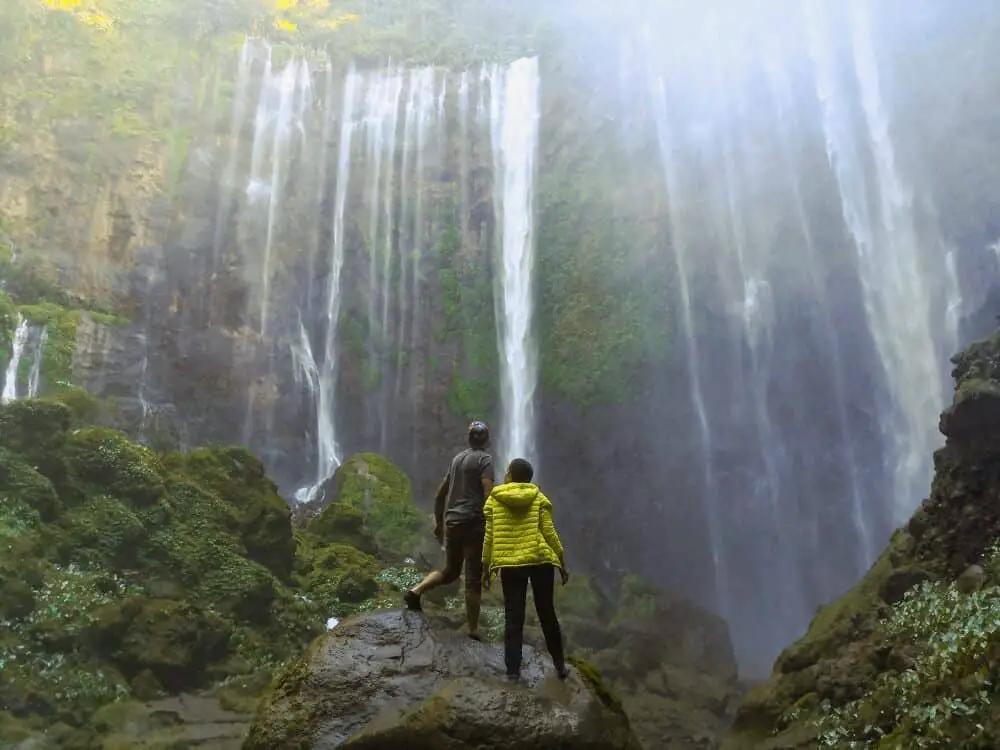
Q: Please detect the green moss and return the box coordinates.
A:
[87,596,233,692]
[303,543,381,606]
[60,495,148,569]
[65,427,166,507]
[166,445,295,579]
[327,452,428,560]
[307,502,376,554]
[0,398,74,484]
[0,448,61,520]
[41,386,102,424]
[567,657,626,716]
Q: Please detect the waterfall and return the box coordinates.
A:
[26,326,48,398]
[807,0,955,524]
[2,316,28,404]
[633,1,976,673]
[489,57,541,466]
[646,69,728,620]
[314,67,359,486]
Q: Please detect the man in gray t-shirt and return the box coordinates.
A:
[404,421,495,640]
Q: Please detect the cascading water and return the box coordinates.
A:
[489,57,541,466]
[634,0,974,672]
[2,316,28,404]
[807,0,957,523]
[26,326,48,398]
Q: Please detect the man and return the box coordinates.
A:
[403,420,494,640]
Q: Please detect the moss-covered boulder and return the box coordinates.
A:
[302,542,381,605]
[302,452,429,560]
[166,446,296,579]
[306,501,376,555]
[0,396,383,740]
[722,329,1000,749]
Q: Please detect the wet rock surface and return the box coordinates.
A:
[244,609,642,750]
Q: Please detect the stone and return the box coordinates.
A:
[244,610,641,750]
[956,564,985,594]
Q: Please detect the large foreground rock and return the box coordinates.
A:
[244,610,641,750]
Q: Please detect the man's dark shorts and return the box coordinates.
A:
[440,520,484,592]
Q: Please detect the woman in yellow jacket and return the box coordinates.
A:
[482,457,570,681]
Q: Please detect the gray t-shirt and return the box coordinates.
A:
[442,448,495,526]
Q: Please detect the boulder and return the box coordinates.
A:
[299,453,429,561]
[244,610,642,750]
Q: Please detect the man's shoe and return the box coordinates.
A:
[403,590,422,611]
[555,664,570,680]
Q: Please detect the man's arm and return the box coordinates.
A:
[433,473,449,540]
[480,454,495,499]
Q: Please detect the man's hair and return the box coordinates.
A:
[508,458,534,483]
[468,420,489,448]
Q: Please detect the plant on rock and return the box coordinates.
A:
[816,544,1000,749]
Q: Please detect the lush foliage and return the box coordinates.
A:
[0,395,430,740]
[815,546,1000,749]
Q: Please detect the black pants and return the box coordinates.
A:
[500,564,565,676]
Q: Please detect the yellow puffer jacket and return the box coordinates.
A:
[482,482,564,579]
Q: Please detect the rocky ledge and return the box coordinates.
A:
[244,609,642,750]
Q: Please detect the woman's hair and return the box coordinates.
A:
[507,458,534,483]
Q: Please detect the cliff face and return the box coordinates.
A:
[5,0,1000,674]
[722,329,1000,749]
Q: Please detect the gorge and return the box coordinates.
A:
[2,0,1000,682]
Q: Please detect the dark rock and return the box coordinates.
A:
[244,609,641,750]
[878,566,929,605]
[956,564,986,594]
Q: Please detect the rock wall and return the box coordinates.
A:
[5,0,1000,675]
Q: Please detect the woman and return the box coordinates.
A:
[482,457,570,681]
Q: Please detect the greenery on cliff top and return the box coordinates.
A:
[0,394,427,741]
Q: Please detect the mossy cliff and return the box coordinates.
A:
[0,393,427,744]
[722,329,1000,750]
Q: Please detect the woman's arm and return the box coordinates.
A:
[538,495,564,566]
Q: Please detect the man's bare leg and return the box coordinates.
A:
[465,588,482,640]
[404,571,445,611]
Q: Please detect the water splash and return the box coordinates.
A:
[490,57,541,466]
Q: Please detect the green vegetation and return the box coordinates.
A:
[0,394,427,740]
[430,204,499,420]
[535,97,673,407]
[317,452,429,559]
[816,552,1000,748]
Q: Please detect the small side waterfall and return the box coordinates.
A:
[26,326,48,398]
[2,317,48,404]
[489,57,541,466]
[1,316,29,404]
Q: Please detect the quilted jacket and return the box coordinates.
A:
[482,482,564,580]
